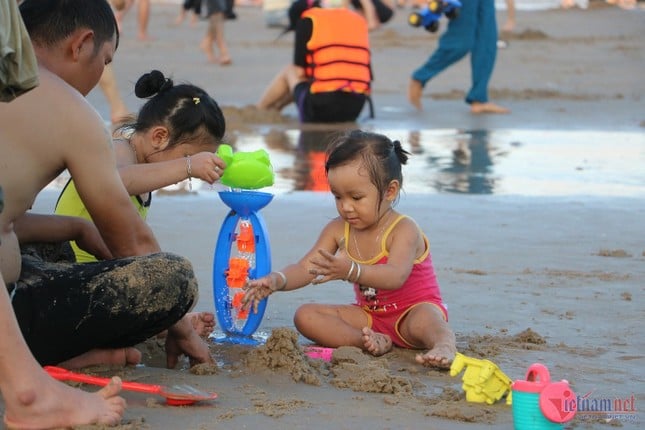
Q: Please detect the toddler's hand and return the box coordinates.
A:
[309,249,352,285]
[242,276,275,314]
[189,152,226,184]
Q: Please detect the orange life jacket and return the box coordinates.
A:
[302,8,371,95]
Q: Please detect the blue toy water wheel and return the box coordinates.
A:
[212,191,273,345]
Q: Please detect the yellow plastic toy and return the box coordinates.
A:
[449,352,513,405]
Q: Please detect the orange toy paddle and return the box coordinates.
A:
[44,366,217,406]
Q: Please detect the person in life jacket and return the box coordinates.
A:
[257,0,373,123]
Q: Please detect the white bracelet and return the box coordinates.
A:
[185,155,192,191]
[274,271,287,291]
[345,260,356,282]
[354,263,362,283]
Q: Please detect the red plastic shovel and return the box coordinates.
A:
[44,366,218,406]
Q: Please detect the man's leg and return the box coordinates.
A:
[408,0,478,109]
[466,0,508,113]
[137,0,151,40]
[211,12,231,65]
[98,65,130,125]
[12,252,205,366]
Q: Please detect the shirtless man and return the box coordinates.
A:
[0,0,127,427]
[1,0,212,375]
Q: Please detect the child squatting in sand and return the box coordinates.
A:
[243,130,457,368]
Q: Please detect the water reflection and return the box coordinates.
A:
[433,130,500,194]
[45,128,645,197]
[294,129,339,192]
[224,127,645,197]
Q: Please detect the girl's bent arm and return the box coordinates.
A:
[351,218,421,290]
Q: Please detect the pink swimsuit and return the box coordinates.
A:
[345,216,448,348]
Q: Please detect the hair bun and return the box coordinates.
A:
[134,70,174,98]
[392,140,410,165]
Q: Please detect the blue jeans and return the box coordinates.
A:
[411,0,498,104]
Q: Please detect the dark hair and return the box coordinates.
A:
[325,130,410,200]
[285,0,321,32]
[20,0,119,53]
[128,70,226,148]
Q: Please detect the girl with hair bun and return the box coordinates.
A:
[56,70,228,263]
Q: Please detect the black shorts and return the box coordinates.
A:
[294,82,367,123]
[205,0,226,15]
[12,247,198,365]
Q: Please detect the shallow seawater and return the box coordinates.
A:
[47,128,645,197]
[224,128,645,197]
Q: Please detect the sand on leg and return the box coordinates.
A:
[361,327,393,356]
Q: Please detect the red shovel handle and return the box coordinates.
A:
[44,366,162,395]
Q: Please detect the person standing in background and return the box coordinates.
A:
[408,0,509,114]
[114,0,152,40]
[200,0,232,65]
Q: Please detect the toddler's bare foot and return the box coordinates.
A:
[58,347,142,369]
[415,343,456,369]
[361,327,393,356]
[470,101,510,114]
[3,372,125,429]
[219,57,232,66]
[408,79,423,111]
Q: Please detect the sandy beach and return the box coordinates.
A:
[4,1,645,429]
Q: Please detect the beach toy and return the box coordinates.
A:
[303,346,334,362]
[44,366,217,406]
[408,0,461,33]
[212,146,275,345]
[511,363,577,430]
[216,144,274,190]
[449,352,513,405]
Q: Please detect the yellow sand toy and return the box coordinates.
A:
[449,352,513,405]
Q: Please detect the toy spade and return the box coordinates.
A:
[44,366,217,406]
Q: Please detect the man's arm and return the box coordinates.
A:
[62,97,160,257]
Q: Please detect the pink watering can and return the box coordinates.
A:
[511,363,577,430]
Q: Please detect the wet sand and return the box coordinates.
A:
[6,2,645,429]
